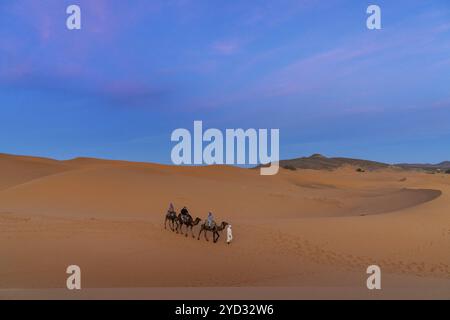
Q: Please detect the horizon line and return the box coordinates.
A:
[1,151,448,167]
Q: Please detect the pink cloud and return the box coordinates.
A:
[212,40,241,55]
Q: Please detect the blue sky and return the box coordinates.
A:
[1,0,450,164]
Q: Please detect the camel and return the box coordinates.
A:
[198,221,228,243]
[164,210,178,231]
[176,214,202,238]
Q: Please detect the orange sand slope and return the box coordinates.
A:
[0,153,449,299]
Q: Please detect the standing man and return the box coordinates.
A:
[226,224,233,245]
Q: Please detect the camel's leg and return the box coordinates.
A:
[191,226,195,238]
[213,231,220,243]
[185,224,189,237]
[197,228,203,240]
[204,229,209,241]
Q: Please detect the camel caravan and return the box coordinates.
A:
[164,203,232,244]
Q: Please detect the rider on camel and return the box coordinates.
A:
[206,212,214,228]
[181,206,190,222]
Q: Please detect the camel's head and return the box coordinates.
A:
[222,221,229,228]
[194,217,202,223]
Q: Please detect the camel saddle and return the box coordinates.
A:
[181,214,191,223]
[207,220,216,228]
[168,211,176,219]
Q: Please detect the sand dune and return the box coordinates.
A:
[0,153,71,191]
[0,154,449,299]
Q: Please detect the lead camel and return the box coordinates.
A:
[198,221,228,243]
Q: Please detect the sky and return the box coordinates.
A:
[1,0,450,164]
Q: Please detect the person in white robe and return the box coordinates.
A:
[226,225,233,244]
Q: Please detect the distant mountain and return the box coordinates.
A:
[274,154,450,172]
[278,154,390,171]
[395,161,450,171]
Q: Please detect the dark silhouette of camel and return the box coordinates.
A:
[176,214,202,238]
[164,210,178,231]
[198,221,228,243]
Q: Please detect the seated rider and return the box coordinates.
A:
[181,206,189,216]
[167,203,176,217]
[206,212,214,228]
[181,206,190,222]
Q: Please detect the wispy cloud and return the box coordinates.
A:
[211,40,241,55]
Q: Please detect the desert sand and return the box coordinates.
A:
[0,153,449,299]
